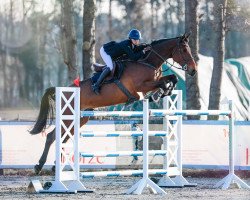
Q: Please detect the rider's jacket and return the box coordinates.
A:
[103,39,146,61]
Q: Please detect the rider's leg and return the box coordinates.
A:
[92,47,113,94]
[99,46,114,71]
[92,67,111,94]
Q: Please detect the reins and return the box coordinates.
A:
[141,38,194,76]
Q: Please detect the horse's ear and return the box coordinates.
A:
[186,32,191,39]
[182,32,191,42]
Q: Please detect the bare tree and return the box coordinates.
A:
[176,0,184,34]
[118,0,147,30]
[208,0,227,120]
[226,0,250,32]
[82,0,96,79]
[150,0,161,39]
[61,0,78,84]
[108,0,112,40]
[185,0,201,119]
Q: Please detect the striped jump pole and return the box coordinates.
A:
[80,150,167,157]
[149,109,231,117]
[80,131,167,137]
[81,111,143,117]
[81,169,167,178]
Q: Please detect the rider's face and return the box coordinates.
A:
[131,39,140,46]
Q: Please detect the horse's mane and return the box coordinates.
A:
[150,37,180,46]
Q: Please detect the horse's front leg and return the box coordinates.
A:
[139,74,178,95]
[139,74,178,102]
[159,74,178,96]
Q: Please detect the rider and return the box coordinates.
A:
[92,28,151,95]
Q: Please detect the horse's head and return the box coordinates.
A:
[172,33,197,76]
[148,34,197,76]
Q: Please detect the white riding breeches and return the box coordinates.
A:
[100,46,114,70]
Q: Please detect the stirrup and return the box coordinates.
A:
[92,84,100,95]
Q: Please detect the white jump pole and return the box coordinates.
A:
[126,99,166,195]
[214,100,250,189]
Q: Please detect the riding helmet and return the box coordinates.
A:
[128,29,142,40]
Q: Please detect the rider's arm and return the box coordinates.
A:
[119,42,145,61]
[134,43,148,52]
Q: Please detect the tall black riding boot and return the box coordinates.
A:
[92,67,111,95]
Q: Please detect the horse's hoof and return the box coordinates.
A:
[34,165,41,175]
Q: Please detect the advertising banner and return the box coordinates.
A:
[0,121,249,170]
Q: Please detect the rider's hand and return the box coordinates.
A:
[143,46,151,54]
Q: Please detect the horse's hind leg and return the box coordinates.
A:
[34,129,55,174]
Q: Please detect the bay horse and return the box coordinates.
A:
[30,33,197,174]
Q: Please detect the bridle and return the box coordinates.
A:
[143,38,195,74]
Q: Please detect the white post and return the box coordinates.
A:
[158,91,180,187]
[39,87,92,193]
[66,87,91,192]
[43,87,70,192]
[126,99,166,195]
[229,100,235,175]
[171,91,196,187]
[143,99,149,180]
[214,100,250,189]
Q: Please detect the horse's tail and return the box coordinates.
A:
[30,87,56,135]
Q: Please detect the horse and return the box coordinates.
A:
[30,33,197,174]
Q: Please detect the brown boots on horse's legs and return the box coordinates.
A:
[92,67,111,95]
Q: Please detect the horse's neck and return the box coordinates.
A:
[147,39,177,69]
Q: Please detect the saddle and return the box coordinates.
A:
[91,61,137,104]
[91,61,124,84]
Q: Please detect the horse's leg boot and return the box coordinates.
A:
[92,67,111,95]
[151,88,164,103]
